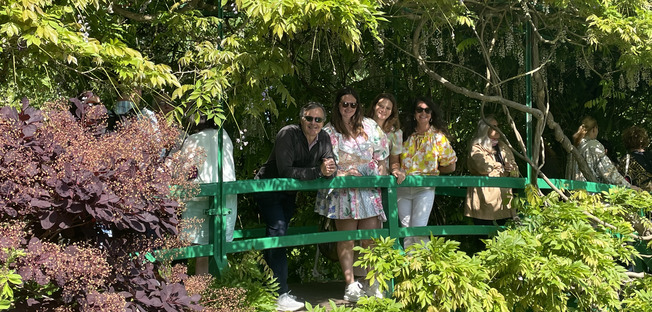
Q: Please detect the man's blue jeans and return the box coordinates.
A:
[255,191,297,295]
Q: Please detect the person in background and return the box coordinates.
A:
[565,116,631,187]
[179,117,237,275]
[315,87,389,302]
[255,102,336,312]
[465,116,519,225]
[398,97,457,248]
[367,93,405,184]
[618,126,652,191]
[598,138,618,166]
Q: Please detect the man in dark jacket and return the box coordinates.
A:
[254,102,336,311]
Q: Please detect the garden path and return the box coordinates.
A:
[289,281,355,311]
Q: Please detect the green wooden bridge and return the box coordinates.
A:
[167,175,618,275]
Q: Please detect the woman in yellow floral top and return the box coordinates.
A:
[398,97,457,249]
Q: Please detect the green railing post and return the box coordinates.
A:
[207,0,227,277]
[525,20,534,184]
[386,178,401,249]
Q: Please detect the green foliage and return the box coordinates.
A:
[305,297,403,312]
[305,300,353,312]
[621,277,652,312]
[346,187,652,312]
[477,187,648,311]
[213,251,278,312]
[356,236,508,312]
[0,248,24,310]
[0,0,179,105]
[354,296,404,312]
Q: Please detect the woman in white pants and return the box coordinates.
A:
[398,97,457,249]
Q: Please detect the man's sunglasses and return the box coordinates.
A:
[341,102,358,108]
[303,116,324,123]
[415,107,432,114]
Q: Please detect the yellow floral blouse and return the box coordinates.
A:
[400,125,457,175]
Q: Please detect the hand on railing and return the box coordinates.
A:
[392,169,406,184]
[321,158,337,177]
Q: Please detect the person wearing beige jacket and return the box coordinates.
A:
[465,116,519,225]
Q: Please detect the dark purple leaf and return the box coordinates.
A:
[0,106,19,121]
[30,199,51,209]
[55,183,72,197]
[26,299,39,306]
[67,203,84,214]
[57,214,74,229]
[20,97,29,109]
[39,211,58,230]
[129,219,146,233]
[22,124,37,138]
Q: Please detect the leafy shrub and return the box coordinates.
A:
[212,251,278,311]
[305,297,403,312]
[621,277,652,312]
[476,186,650,312]
[353,186,652,312]
[356,236,508,312]
[0,97,202,310]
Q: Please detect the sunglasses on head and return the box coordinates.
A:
[415,107,432,114]
[303,116,324,123]
[341,102,358,108]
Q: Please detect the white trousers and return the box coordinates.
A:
[397,187,435,249]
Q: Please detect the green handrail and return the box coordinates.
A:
[163,176,615,276]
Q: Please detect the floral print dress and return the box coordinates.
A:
[315,118,389,220]
[400,126,457,176]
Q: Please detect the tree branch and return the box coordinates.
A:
[625,271,649,279]
[111,4,156,22]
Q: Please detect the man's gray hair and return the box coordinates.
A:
[300,102,326,118]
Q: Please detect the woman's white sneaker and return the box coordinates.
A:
[276,292,304,311]
[343,281,365,302]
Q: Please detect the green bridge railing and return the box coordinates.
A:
[167,176,615,275]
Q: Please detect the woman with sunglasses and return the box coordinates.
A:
[398,97,457,249]
[315,87,389,302]
[366,93,405,184]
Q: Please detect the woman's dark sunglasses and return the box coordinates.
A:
[303,116,324,123]
[341,102,358,108]
[415,107,432,114]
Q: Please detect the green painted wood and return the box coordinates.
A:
[231,226,319,239]
[226,229,391,253]
[172,176,622,277]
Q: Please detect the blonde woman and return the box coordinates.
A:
[465,116,519,225]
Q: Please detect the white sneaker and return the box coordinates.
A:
[366,280,384,298]
[276,292,304,311]
[343,281,365,302]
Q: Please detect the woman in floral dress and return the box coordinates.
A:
[315,87,389,302]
